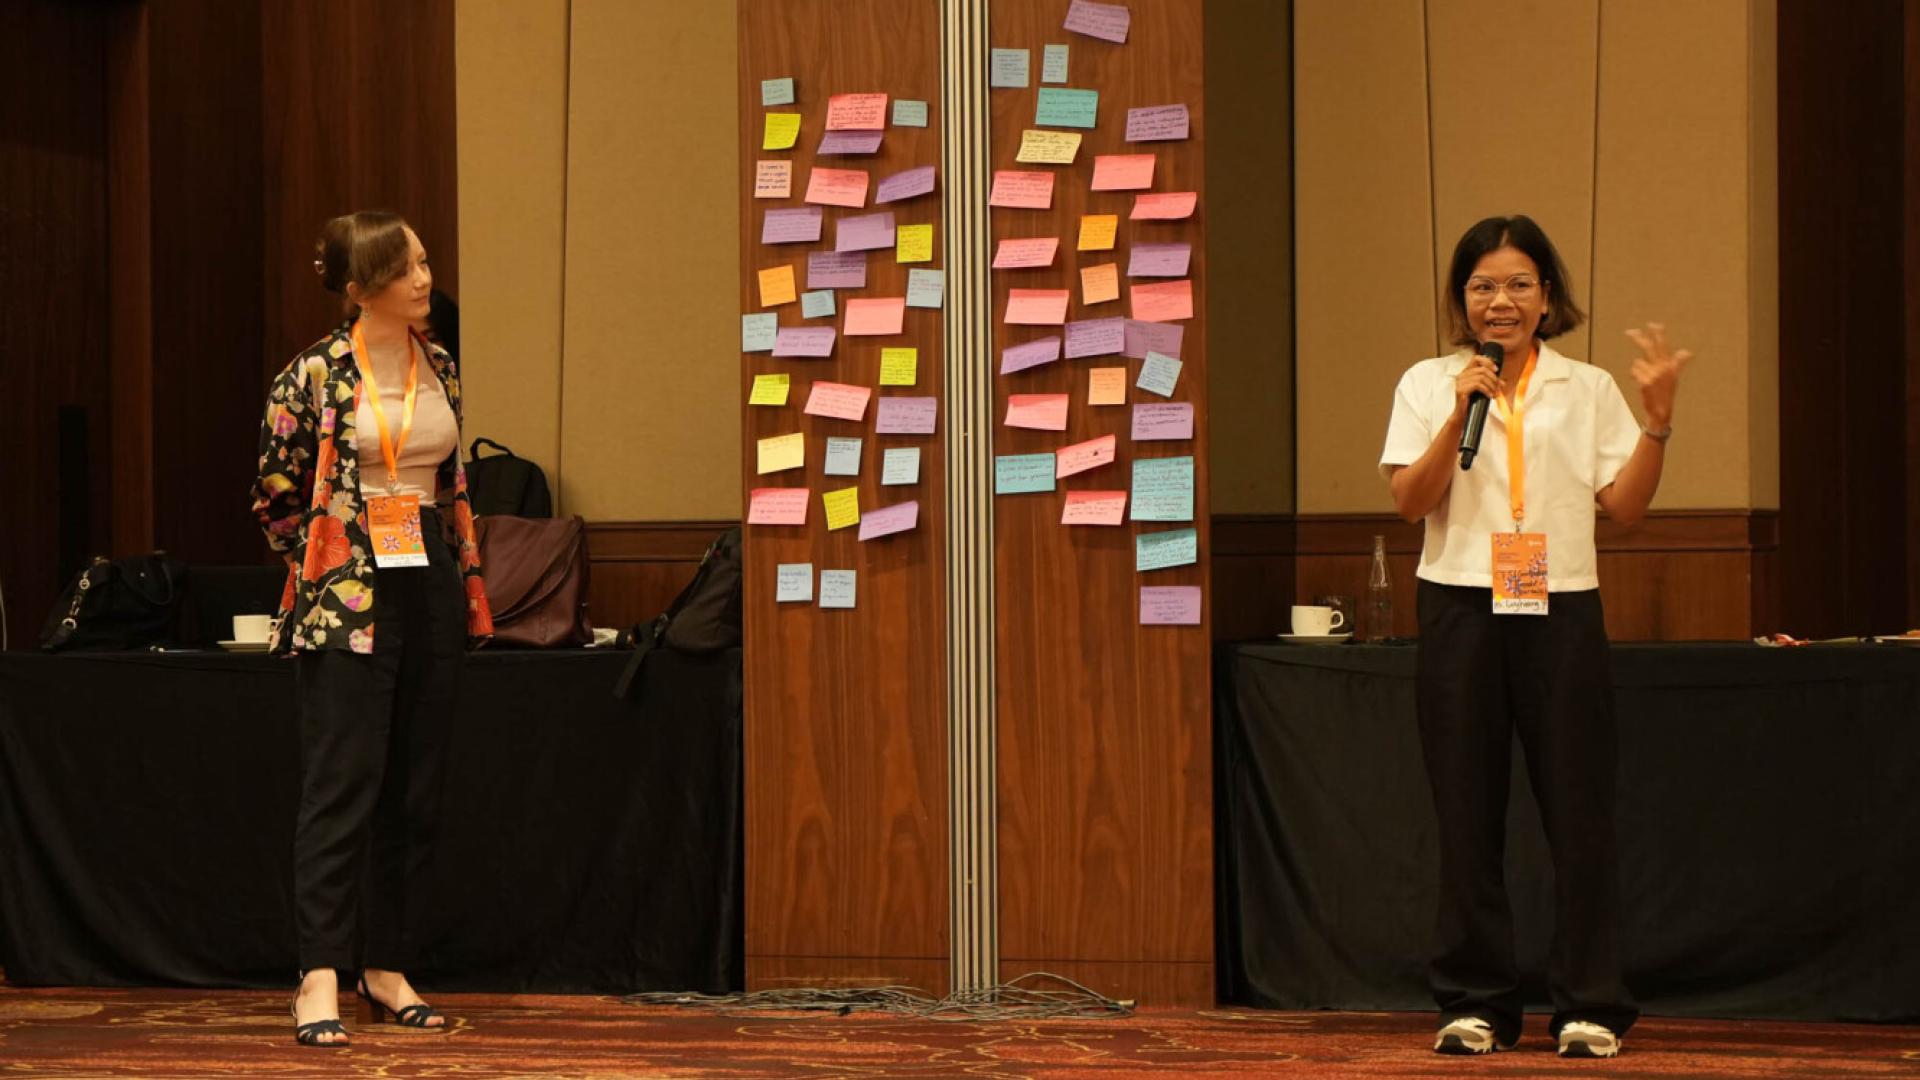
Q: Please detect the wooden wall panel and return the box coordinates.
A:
[1907,0,1920,631]
[737,0,949,986]
[583,522,732,630]
[988,0,1213,1003]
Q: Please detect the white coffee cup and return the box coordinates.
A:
[232,614,274,643]
[1290,604,1347,636]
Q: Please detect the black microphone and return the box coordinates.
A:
[1457,341,1506,470]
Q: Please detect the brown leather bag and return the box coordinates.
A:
[474,514,592,647]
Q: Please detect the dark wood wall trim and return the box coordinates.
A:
[1907,0,1920,629]
[581,521,734,631]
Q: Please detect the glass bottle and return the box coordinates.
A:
[1367,535,1393,642]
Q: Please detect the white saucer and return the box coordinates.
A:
[1279,632,1352,645]
[217,639,271,652]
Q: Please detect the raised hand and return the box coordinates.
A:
[1624,323,1690,428]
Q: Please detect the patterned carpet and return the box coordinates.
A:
[1,984,1916,1078]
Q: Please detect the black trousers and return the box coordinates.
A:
[293,506,465,975]
[1415,579,1638,1041]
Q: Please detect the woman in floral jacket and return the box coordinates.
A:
[251,211,491,1048]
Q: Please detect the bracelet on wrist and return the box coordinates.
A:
[1644,422,1673,443]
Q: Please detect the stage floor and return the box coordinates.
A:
[0,978,1913,1078]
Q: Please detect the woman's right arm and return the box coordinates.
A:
[250,359,319,561]
[1387,355,1502,522]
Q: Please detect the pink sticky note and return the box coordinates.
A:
[875,396,938,434]
[993,236,1060,269]
[857,499,920,541]
[1140,585,1202,625]
[1131,279,1194,322]
[1090,154,1155,191]
[1005,288,1070,325]
[762,207,824,244]
[825,92,889,131]
[1064,0,1131,43]
[1132,402,1195,441]
[1126,104,1191,142]
[845,297,907,336]
[804,380,873,421]
[989,170,1055,209]
[1055,434,1116,478]
[835,211,896,252]
[817,129,884,155]
[1001,336,1063,374]
[808,251,867,289]
[1128,242,1192,278]
[1131,191,1197,220]
[773,326,837,358]
[1062,489,1127,525]
[876,165,938,204]
[1064,317,1125,358]
[1124,319,1184,359]
[1006,393,1069,431]
[748,487,809,526]
[805,168,870,208]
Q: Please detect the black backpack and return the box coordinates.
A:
[465,438,553,518]
[614,527,741,699]
[40,553,188,651]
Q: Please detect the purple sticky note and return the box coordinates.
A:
[1065,317,1125,359]
[773,326,837,358]
[1001,336,1063,374]
[836,211,897,253]
[1140,585,1202,625]
[876,165,938,205]
[875,396,938,434]
[808,250,868,290]
[1125,104,1191,142]
[817,129,884,155]
[762,207,824,245]
[858,499,920,541]
[1123,319,1185,359]
[1128,242,1191,278]
[1132,402,1194,441]
[1064,0,1130,43]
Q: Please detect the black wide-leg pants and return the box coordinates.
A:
[1415,579,1638,1042]
[293,506,465,975]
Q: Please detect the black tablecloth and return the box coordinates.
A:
[1215,641,1920,1023]
[0,647,742,993]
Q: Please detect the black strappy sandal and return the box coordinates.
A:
[357,976,448,1030]
[290,1001,351,1048]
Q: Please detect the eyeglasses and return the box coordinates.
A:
[1465,275,1540,303]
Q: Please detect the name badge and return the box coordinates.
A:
[367,494,429,569]
[1491,532,1549,615]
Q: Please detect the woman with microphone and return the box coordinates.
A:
[1379,214,1689,1059]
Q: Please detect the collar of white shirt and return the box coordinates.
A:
[1442,340,1574,406]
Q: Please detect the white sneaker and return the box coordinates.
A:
[1557,1020,1621,1058]
[1433,1016,1513,1055]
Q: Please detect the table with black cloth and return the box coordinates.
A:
[1214,641,1920,1023]
[0,647,742,993]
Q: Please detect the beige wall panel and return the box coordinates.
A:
[455,0,570,498]
[1294,0,1436,514]
[1746,0,1778,509]
[1205,0,1294,515]
[1428,0,1597,367]
[561,0,740,521]
[1593,0,1753,508]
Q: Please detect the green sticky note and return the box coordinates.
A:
[893,99,928,127]
[741,313,778,352]
[1035,87,1098,129]
[1042,44,1069,83]
[995,453,1056,494]
[801,290,836,319]
[1136,527,1199,572]
[1131,456,1194,521]
[761,77,795,106]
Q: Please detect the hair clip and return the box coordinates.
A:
[312,259,325,276]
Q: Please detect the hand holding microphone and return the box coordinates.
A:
[1455,342,1505,470]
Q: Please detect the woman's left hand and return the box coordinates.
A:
[1624,322,1690,427]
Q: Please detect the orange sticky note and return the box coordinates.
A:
[845,296,907,336]
[1081,263,1120,304]
[1091,154,1155,191]
[805,167,870,208]
[754,160,792,199]
[1131,191,1198,220]
[804,380,873,422]
[758,264,797,307]
[1130,279,1193,322]
[1089,366,1127,405]
[1061,490,1128,526]
[1077,214,1118,251]
[989,170,1055,209]
[748,487,809,525]
[1006,393,1070,430]
[993,237,1060,269]
[825,92,889,131]
[1005,288,1070,325]
[1055,433,1116,478]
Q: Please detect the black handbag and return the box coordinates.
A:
[466,438,553,518]
[39,553,188,651]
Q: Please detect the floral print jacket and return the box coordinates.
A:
[250,321,493,654]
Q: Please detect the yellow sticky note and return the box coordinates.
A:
[1015,129,1082,164]
[749,373,791,406]
[1081,262,1120,305]
[763,112,801,150]
[758,264,797,307]
[757,432,805,474]
[879,347,918,386]
[823,486,861,530]
[1077,214,1118,251]
[1089,366,1127,406]
[896,223,933,264]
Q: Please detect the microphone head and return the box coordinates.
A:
[1477,341,1506,372]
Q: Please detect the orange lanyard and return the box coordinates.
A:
[351,322,422,494]
[1489,346,1539,530]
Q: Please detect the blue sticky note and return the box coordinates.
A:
[742,313,778,353]
[1131,456,1194,521]
[761,77,795,106]
[1042,44,1070,83]
[776,563,813,602]
[882,447,921,486]
[1135,528,1199,572]
[824,436,863,476]
[820,570,857,609]
[995,453,1056,494]
[1035,87,1098,129]
[1137,350,1182,397]
[801,290,836,319]
[991,48,1031,88]
[893,99,929,127]
[906,268,946,309]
